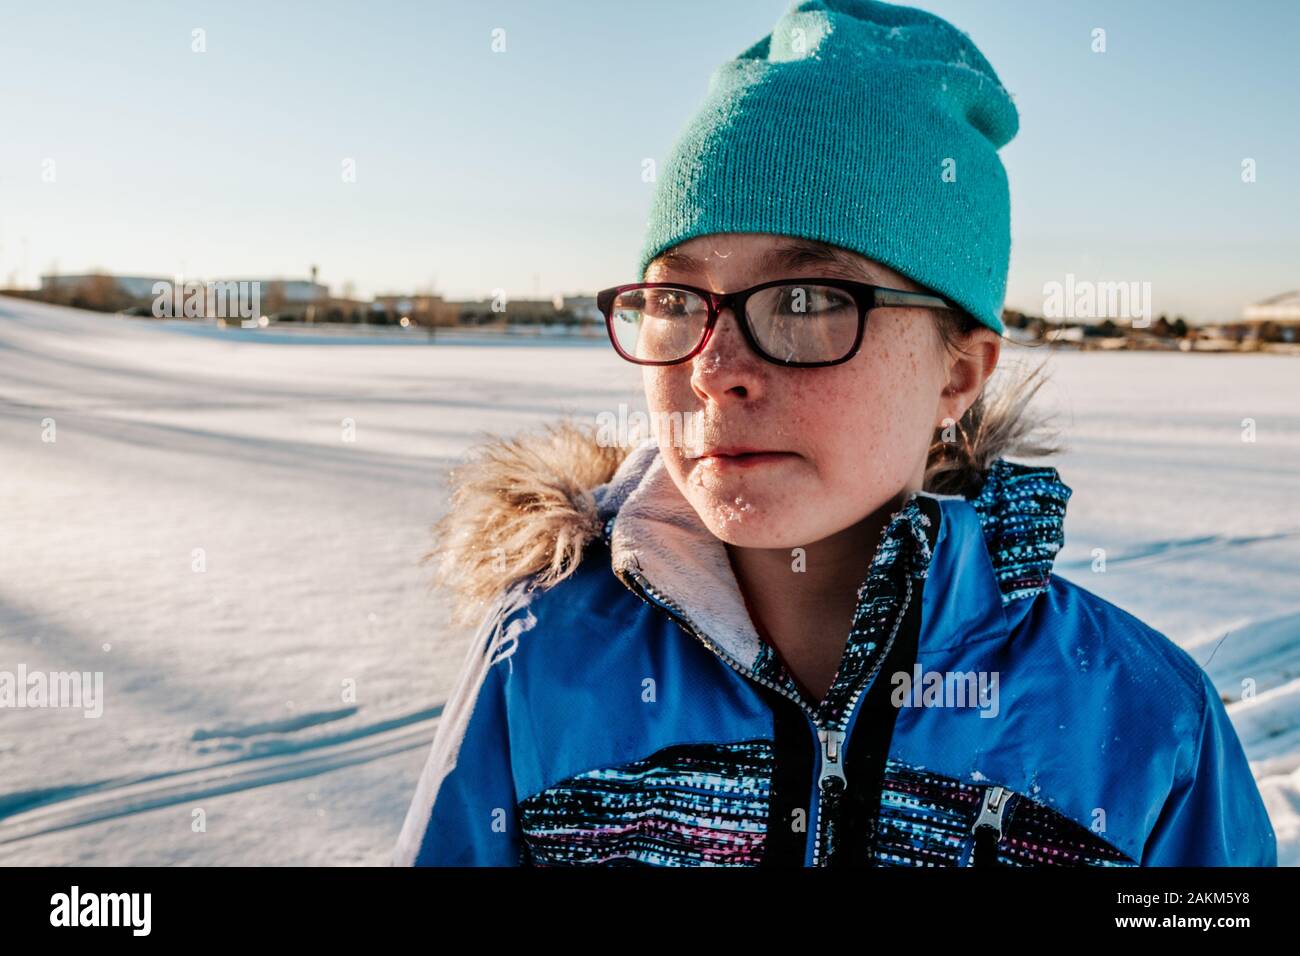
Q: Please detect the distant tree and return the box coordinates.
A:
[69,274,132,313]
[261,284,286,316]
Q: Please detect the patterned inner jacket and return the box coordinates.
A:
[393,423,1277,867]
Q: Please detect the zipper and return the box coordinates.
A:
[615,563,915,867]
[810,573,914,866]
[968,784,1012,866]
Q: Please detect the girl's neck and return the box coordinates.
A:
[724,485,916,704]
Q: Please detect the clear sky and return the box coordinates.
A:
[1,0,1296,321]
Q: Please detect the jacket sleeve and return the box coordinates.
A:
[1140,669,1277,866]
[391,589,536,866]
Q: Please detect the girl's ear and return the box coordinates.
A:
[937,328,1001,426]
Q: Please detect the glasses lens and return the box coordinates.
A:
[744,283,860,363]
[610,286,708,362]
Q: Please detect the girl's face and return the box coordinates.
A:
[642,232,999,549]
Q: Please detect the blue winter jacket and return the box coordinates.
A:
[393,432,1277,867]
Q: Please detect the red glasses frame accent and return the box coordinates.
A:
[595,276,960,368]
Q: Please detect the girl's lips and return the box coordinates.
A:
[695,451,799,470]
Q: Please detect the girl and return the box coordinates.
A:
[394,0,1276,867]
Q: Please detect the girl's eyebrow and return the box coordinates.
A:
[651,241,882,284]
[756,241,866,278]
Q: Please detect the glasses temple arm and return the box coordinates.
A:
[872,289,957,310]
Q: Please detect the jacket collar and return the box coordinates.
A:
[593,439,1072,687]
[917,459,1074,653]
[596,438,771,676]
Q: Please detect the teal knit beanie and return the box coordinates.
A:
[637,0,1019,335]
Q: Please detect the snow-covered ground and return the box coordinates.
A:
[1,295,1296,866]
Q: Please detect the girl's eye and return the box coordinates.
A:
[776,286,851,316]
[649,291,696,317]
[652,291,683,309]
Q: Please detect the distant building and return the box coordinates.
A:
[30,270,650,333]
[453,297,564,324]
[38,273,327,310]
[40,274,169,299]
[229,279,328,305]
[1045,325,1085,344]
[557,295,601,324]
[1230,291,1300,344]
[371,293,459,326]
[1243,290,1300,323]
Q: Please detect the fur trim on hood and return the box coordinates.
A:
[425,420,629,627]
[425,364,1061,627]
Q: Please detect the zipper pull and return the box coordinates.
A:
[817,728,847,792]
[970,785,1011,866]
[973,785,1012,836]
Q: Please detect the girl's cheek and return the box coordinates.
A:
[649,368,696,415]
[642,368,665,409]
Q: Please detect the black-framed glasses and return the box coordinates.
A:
[596,277,960,367]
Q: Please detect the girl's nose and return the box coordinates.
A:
[690,307,765,401]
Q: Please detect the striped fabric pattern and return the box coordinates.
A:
[872,757,1136,867]
[967,459,1073,605]
[517,741,773,866]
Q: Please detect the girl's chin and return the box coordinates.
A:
[683,488,799,547]
[698,516,805,550]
